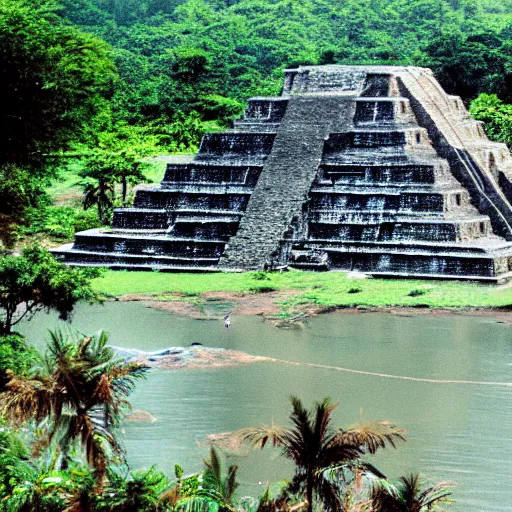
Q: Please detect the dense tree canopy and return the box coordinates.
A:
[0,0,117,167]
[4,0,512,163]
[470,93,512,147]
[54,0,512,130]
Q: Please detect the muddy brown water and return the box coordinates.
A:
[19,301,512,511]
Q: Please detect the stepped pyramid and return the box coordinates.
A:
[54,66,512,281]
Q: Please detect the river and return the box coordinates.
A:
[18,301,512,511]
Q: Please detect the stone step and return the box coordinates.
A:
[295,237,512,255]
[354,97,415,125]
[307,216,492,243]
[72,229,227,257]
[308,189,473,214]
[133,189,251,211]
[53,247,221,268]
[242,97,288,122]
[162,162,263,187]
[326,127,429,150]
[196,132,276,159]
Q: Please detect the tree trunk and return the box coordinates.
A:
[1,305,14,334]
[306,473,313,512]
[98,201,104,225]
[122,176,127,206]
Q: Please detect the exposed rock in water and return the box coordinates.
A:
[112,345,269,370]
[125,410,158,423]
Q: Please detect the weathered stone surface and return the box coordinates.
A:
[54,66,512,281]
[219,96,355,270]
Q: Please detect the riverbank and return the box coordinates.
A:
[92,269,512,326]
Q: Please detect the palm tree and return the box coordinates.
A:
[233,397,406,512]
[370,474,452,512]
[81,175,115,225]
[166,449,240,512]
[80,152,116,225]
[114,148,147,206]
[0,328,147,484]
[203,447,239,507]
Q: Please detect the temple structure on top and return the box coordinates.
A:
[54,65,512,281]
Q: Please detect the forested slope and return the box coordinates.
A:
[59,0,512,127]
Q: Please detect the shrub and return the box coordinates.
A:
[252,271,271,281]
[249,285,277,293]
[408,288,427,297]
[23,206,101,240]
[0,335,37,390]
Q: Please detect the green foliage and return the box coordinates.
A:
[371,473,453,511]
[419,31,512,101]
[61,0,512,136]
[0,427,38,508]
[1,328,147,484]
[22,206,101,240]
[79,148,151,223]
[249,285,277,293]
[0,0,117,168]
[252,271,270,281]
[0,335,37,390]
[0,164,49,247]
[470,93,512,147]
[151,111,208,151]
[102,467,170,511]
[407,288,427,297]
[202,447,239,507]
[0,245,102,334]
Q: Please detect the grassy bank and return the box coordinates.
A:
[92,269,512,312]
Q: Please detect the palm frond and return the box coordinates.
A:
[370,473,454,512]
[0,372,54,423]
[225,463,239,502]
[339,421,407,454]
[235,424,290,450]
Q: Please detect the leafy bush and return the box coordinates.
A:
[408,288,427,297]
[252,271,271,281]
[0,335,37,390]
[0,164,49,247]
[22,206,101,240]
[249,285,277,293]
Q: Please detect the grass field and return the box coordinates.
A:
[92,269,512,310]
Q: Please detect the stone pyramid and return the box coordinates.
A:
[54,66,512,281]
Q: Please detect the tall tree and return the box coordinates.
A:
[0,329,147,484]
[233,396,406,512]
[0,0,117,168]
